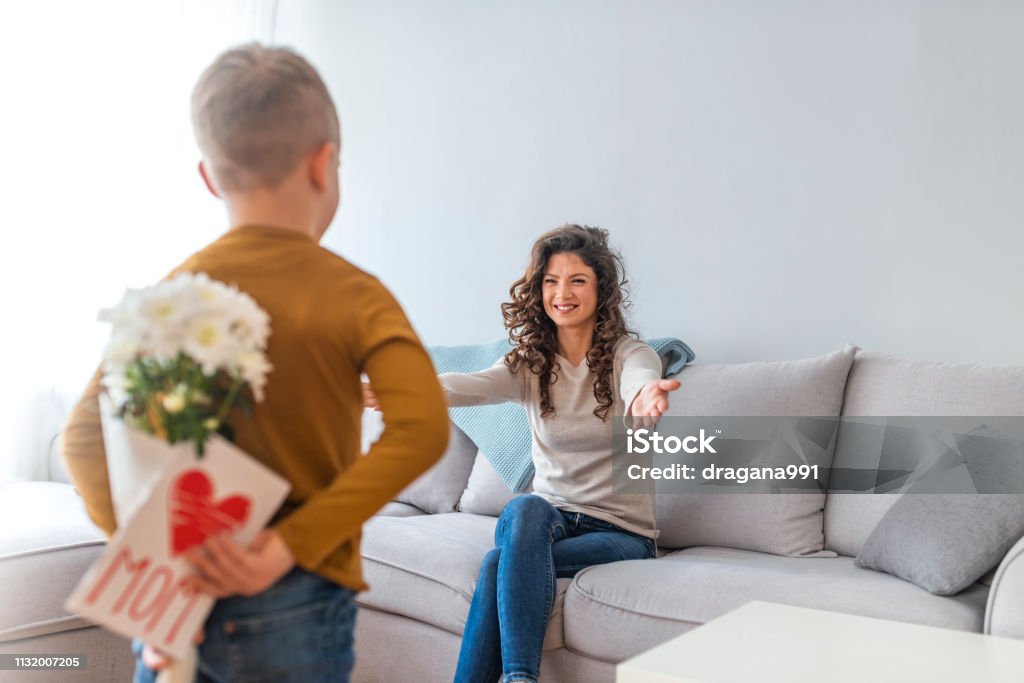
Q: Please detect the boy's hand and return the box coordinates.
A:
[141,629,203,671]
[362,381,381,411]
[184,530,295,598]
[142,644,171,671]
[629,379,682,430]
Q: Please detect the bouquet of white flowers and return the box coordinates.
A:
[77,272,283,683]
[99,272,272,456]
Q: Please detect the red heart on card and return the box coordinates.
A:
[169,469,252,557]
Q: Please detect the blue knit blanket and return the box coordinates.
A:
[428,337,695,492]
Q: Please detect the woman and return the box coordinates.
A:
[367,225,680,683]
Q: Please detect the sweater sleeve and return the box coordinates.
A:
[439,361,525,407]
[61,368,117,537]
[619,340,663,416]
[273,282,449,571]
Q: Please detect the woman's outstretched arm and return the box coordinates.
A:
[364,360,525,410]
[620,341,681,427]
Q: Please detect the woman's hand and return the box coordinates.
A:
[362,381,381,411]
[629,379,682,429]
[184,529,295,598]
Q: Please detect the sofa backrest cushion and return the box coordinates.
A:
[656,344,857,556]
[824,351,1024,557]
[364,407,478,515]
[458,451,530,516]
[397,422,478,514]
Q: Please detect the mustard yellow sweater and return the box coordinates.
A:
[62,225,449,591]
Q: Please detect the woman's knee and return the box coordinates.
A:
[481,547,501,574]
[496,495,561,543]
[499,495,553,527]
[472,548,501,595]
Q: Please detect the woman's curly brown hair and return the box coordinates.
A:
[501,224,635,421]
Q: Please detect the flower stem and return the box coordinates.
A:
[146,398,168,441]
[215,377,245,426]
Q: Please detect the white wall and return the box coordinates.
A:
[275,0,1024,364]
[0,0,277,480]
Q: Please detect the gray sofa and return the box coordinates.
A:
[351,346,1024,682]
[3,346,1023,683]
[0,480,133,683]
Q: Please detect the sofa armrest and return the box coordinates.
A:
[48,431,71,483]
[984,535,1024,638]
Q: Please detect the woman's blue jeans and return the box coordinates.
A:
[132,567,356,683]
[454,495,656,683]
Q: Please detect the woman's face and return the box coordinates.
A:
[542,252,598,331]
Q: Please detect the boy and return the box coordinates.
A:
[62,44,449,682]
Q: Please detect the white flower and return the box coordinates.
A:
[228,293,271,349]
[236,350,273,401]
[100,272,274,419]
[102,327,142,375]
[183,314,235,375]
[139,277,199,340]
[162,392,187,414]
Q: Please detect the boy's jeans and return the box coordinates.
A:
[133,567,356,683]
[454,495,656,683]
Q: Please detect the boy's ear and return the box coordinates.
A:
[198,161,222,199]
[309,142,337,192]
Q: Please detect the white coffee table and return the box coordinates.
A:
[617,601,1024,683]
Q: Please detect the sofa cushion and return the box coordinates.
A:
[0,482,107,641]
[458,451,529,516]
[358,512,568,650]
[395,422,478,514]
[364,410,478,515]
[375,501,427,517]
[825,352,1024,556]
[563,546,989,663]
[657,345,856,556]
[855,494,1024,595]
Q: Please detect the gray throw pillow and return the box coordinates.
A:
[394,422,478,514]
[458,451,530,516]
[365,409,480,514]
[824,351,1024,557]
[855,494,1024,595]
[656,344,858,557]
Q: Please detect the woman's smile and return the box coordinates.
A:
[542,253,597,328]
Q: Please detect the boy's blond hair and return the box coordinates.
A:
[191,43,340,192]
